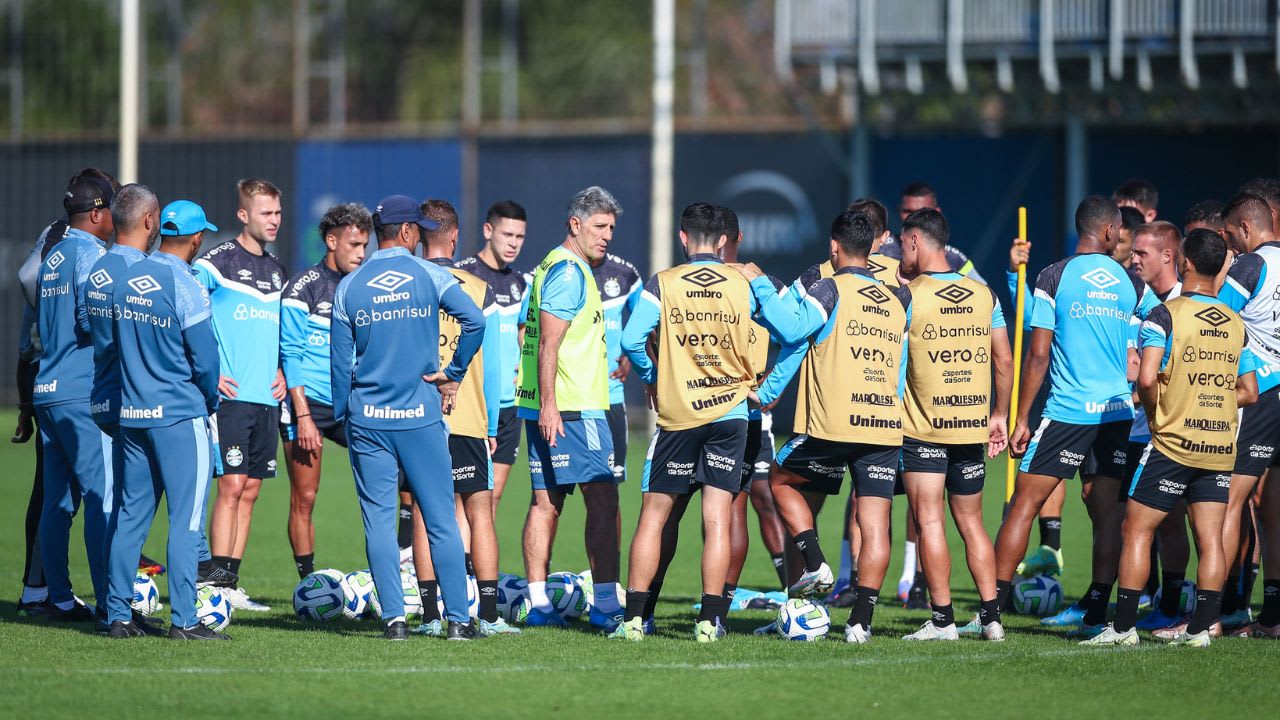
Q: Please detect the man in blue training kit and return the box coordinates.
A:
[994,196,1159,638]
[590,250,643,482]
[33,173,115,625]
[105,200,223,639]
[331,195,486,642]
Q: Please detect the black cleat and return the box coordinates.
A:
[196,563,239,589]
[829,586,858,609]
[746,596,783,611]
[905,581,929,610]
[132,610,166,636]
[17,597,51,618]
[384,620,408,641]
[447,620,480,641]
[109,620,146,639]
[169,623,230,640]
[47,600,96,623]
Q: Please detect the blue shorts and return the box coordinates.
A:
[526,417,616,493]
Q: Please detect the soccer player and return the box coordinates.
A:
[1184,200,1225,237]
[879,182,985,284]
[611,202,758,642]
[517,187,624,628]
[279,203,371,578]
[457,200,528,513]
[1083,228,1258,648]
[33,173,115,624]
[409,199,517,637]
[993,196,1158,639]
[1114,206,1145,267]
[897,208,1012,642]
[590,249,642,486]
[747,209,907,643]
[1238,177,1280,232]
[1215,192,1280,637]
[196,178,287,611]
[1113,178,1159,223]
[105,199,223,639]
[330,195,484,642]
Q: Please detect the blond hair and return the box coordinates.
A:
[237,177,281,209]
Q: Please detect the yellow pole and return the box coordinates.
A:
[1006,207,1028,502]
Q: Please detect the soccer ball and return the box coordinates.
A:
[777,598,830,641]
[343,570,377,619]
[1012,574,1063,616]
[401,570,423,620]
[547,571,588,619]
[496,574,528,622]
[577,570,595,604]
[195,585,232,631]
[294,571,346,621]
[1152,579,1197,615]
[434,575,480,618]
[131,572,160,616]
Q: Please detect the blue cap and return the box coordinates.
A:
[373,195,439,231]
[160,200,219,236]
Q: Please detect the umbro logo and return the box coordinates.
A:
[868,258,886,274]
[367,270,413,293]
[47,251,65,271]
[857,284,892,305]
[128,275,162,296]
[1194,306,1232,328]
[89,269,113,289]
[1080,268,1120,291]
[935,283,974,305]
[681,267,727,289]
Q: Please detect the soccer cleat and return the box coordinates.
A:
[222,587,270,612]
[897,579,912,602]
[902,621,959,641]
[478,617,522,636]
[524,607,567,627]
[16,597,51,618]
[132,610,166,637]
[1154,621,1223,640]
[694,619,718,643]
[714,619,727,638]
[1134,607,1184,632]
[957,614,982,636]
[753,620,780,636]
[137,554,166,577]
[905,582,929,610]
[108,620,146,639]
[642,618,657,636]
[587,606,624,631]
[826,576,852,603]
[1219,608,1253,630]
[46,599,95,623]
[1078,624,1137,646]
[844,623,871,644]
[1237,622,1280,639]
[447,621,479,641]
[1166,629,1212,647]
[1065,622,1106,640]
[982,621,1006,642]
[196,564,238,589]
[1040,602,1085,627]
[384,620,408,641]
[746,592,785,611]
[1138,594,1154,611]
[1016,545,1064,577]
[607,616,645,641]
[169,623,230,640]
[411,619,444,637]
[827,586,858,609]
[789,562,835,599]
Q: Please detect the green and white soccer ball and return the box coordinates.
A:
[777,598,830,641]
[195,585,232,631]
[433,575,480,618]
[1012,574,1063,616]
[1152,579,1197,615]
[131,572,161,616]
[343,570,377,619]
[547,571,588,619]
[496,574,528,622]
[294,571,347,621]
[401,570,423,620]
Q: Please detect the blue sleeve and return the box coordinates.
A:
[1136,285,1159,320]
[330,284,354,423]
[621,287,661,385]
[990,290,1007,330]
[539,261,586,321]
[518,283,531,325]
[183,319,221,414]
[1006,269,1034,330]
[73,246,98,337]
[280,299,310,390]
[439,283,485,383]
[758,340,807,406]
[17,303,36,362]
[752,276,831,345]
[1029,275,1058,330]
[1139,306,1172,350]
[193,260,220,293]
[1240,347,1261,377]
[1220,257,1264,313]
[481,294,502,436]
[624,274,643,314]
[173,273,212,330]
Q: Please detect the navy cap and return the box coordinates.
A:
[64,176,115,217]
[373,195,439,231]
[159,200,219,236]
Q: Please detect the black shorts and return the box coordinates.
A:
[1129,445,1231,511]
[1019,419,1129,481]
[1235,387,1280,476]
[213,400,280,479]
[492,406,521,466]
[749,414,776,485]
[607,402,628,482]
[280,401,348,448]
[775,434,900,500]
[901,437,986,496]
[449,435,493,494]
[642,420,749,495]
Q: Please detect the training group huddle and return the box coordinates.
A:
[13,169,1280,648]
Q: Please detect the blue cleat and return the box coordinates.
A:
[1040,602,1085,627]
[642,617,657,636]
[525,607,567,627]
[588,605,623,631]
[1135,607,1183,632]
[826,576,852,604]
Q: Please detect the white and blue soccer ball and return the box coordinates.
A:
[294,571,347,621]
[547,571,588,619]
[1012,574,1063,616]
[434,575,480,618]
[195,585,232,631]
[343,570,377,619]
[1152,579,1197,615]
[131,572,161,616]
[401,570,423,620]
[496,574,528,623]
[777,597,830,641]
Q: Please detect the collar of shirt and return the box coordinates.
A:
[428,257,454,267]
[834,265,875,279]
[64,226,104,248]
[317,261,343,281]
[923,270,964,280]
[109,244,147,261]
[150,250,194,273]
[369,246,411,261]
[688,253,720,263]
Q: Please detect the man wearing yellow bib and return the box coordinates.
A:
[517,186,623,629]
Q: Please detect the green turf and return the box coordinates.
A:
[1,407,1277,718]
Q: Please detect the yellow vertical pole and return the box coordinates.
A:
[1006,207,1028,502]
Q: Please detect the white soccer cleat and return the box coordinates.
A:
[981,620,1005,642]
[844,623,871,644]
[753,620,780,636]
[902,621,959,641]
[789,563,835,599]
[1166,629,1212,647]
[223,587,271,612]
[1078,624,1138,646]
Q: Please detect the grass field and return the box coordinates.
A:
[2,407,1277,718]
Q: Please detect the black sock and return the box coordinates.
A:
[1222,573,1242,615]
[996,579,1013,611]
[625,589,649,622]
[1082,582,1112,626]
[770,553,787,587]
[1259,578,1280,627]
[698,594,722,623]
[930,602,954,628]
[722,583,737,617]
[1113,587,1142,633]
[294,554,315,579]
[912,570,926,589]
[465,554,474,577]
[1243,564,1260,610]
[642,581,663,620]
[418,580,440,622]
[213,555,233,573]
[477,580,498,623]
[980,597,1001,626]
[848,586,879,628]
[1187,589,1223,635]
[1038,517,1062,551]
[793,530,825,573]
[1158,572,1185,616]
[229,558,242,575]
[397,503,413,549]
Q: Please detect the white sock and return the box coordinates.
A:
[528,581,552,612]
[900,541,918,585]
[837,540,853,583]
[20,585,48,604]
[54,600,76,611]
[594,583,621,614]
